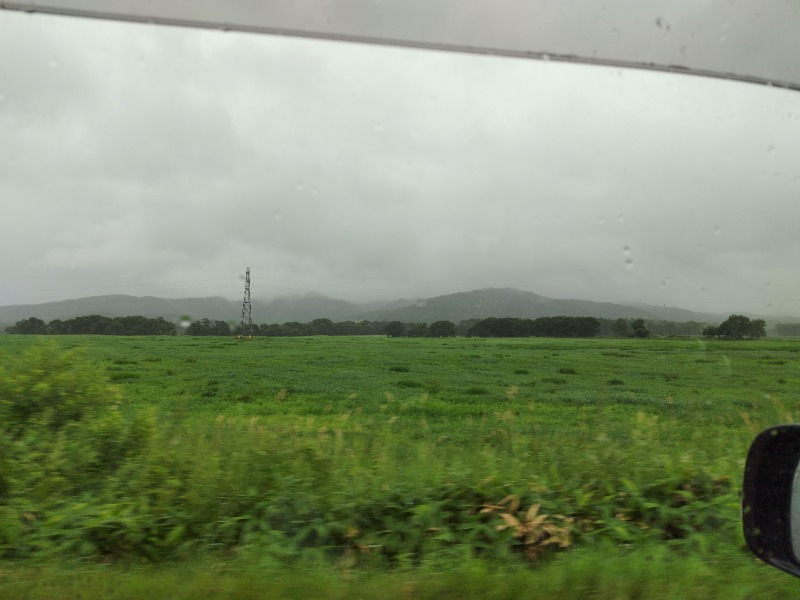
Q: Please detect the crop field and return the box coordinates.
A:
[3,334,800,599]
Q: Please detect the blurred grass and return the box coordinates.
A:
[3,546,800,599]
[2,335,800,595]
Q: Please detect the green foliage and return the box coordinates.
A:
[612,318,629,338]
[429,320,456,338]
[707,315,767,340]
[630,319,650,339]
[0,342,121,436]
[384,321,406,337]
[0,335,796,574]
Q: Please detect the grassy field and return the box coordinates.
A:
[2,334,800,598]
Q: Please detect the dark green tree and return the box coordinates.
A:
[749,319,767,340]
[429,320,456,337]
[612,318,629,338]
[407,323,428,338]
[5,317,47,334]
[630,318,650,338]
[716,315,751,340]
[384,321,406,337]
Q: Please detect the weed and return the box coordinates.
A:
[396,379,424,388]
[464,385,489,395]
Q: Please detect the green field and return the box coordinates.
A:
[2,335,800,598]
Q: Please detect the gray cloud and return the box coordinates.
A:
[1,9,799,317]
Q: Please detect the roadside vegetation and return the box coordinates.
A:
[2,335,800,598]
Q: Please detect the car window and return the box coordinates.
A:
[4,6,800,598]
[2,9,799,313]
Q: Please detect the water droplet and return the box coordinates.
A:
[622,246,631,256]
[714,227,720,235]
[659,280,667,288]
[718,35,727,43]
[295,181,304,191]
[48,60,59,69]
[542,53,551,61]
[697,243,704,252]
[273,214,283,221]
[617,214,625,223]
[625,259,633,271]
[597,216,605,225]
[768,145,775,153]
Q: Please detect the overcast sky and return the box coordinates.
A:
[1,9,799,316]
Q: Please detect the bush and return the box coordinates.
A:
[0,343,153,556]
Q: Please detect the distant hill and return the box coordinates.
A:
[0,293,412,326]
[353,288,715,323]
[0,295,239,324]
[0,288,716,329]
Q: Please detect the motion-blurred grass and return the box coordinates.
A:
[2,335,800,597]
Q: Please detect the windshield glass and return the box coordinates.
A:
[2,10,798,313]
[3,7,800,598]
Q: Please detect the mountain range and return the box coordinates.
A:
[0,288,720,328]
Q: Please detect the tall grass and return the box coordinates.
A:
[2,336,799,595]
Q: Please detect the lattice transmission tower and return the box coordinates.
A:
[240,267,253,337]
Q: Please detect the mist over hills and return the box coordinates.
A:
[0,288,721,328]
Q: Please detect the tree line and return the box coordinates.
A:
[465,316,602,338]
[702,315,766,340]
[4,313,782,340]
[4,315,177,336]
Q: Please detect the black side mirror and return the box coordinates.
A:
[743,425,800,578]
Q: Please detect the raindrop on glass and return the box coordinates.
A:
[617,214,625,223]
[622,246,631,257]
[295,181,304,191]
[714,227,720,235]
[768,145,776,153]
[273,214,283,221]
[625,259,633,271]
[697,243,704,252]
